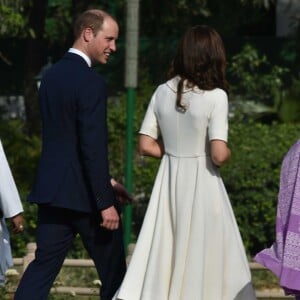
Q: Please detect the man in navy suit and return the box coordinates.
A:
[15,9,132,300]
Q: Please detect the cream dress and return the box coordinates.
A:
[114,77,256,300]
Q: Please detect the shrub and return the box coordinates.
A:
[222,121,300,256]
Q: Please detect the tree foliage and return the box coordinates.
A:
[223,121,300,255]
[228,44,289,105]
[227,44,291,122]
[44,0,72,46]
[0,0,26,38]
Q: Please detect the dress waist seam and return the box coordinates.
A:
[165,152,209,158]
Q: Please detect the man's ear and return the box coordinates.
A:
[83,27,94,42]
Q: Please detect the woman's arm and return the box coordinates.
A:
[138,134,164,158]
[210,139,231,167]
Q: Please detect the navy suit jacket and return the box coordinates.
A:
[28,52,116,212]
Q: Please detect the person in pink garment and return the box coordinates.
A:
[255,139,300,299]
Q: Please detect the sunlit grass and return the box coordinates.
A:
[1,263,294,300]
[252,269,280,290]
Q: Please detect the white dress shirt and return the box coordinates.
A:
[68,48,91,67]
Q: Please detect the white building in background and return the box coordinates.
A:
[277,0,300,37]
[0,95,25,120]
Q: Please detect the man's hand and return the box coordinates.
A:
[10,213,24,233]
[100,206,119,230]
[111,178,133,204]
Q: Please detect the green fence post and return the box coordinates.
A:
[124,87,135,250]
[124,0,139,253]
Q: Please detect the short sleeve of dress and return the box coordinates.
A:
[208,89,228,142]
[139,91,159,139]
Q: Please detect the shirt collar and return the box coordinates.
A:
[68,48,91,67]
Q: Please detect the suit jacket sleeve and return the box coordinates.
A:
[76,77,115,211]
[0,140,23,218]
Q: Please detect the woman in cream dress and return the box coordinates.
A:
[114,25,256,300]
[0,139,24,286]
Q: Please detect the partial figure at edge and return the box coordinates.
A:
[255,139,300,299]
[0,139,24,286]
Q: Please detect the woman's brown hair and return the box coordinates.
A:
[168,25,229,112]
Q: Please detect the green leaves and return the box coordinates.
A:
[227,44,291,122]
[228,44,289,106]
[222,121,300,255]
[45,0,72,44]
[0,2,26,38]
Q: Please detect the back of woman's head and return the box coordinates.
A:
[169,25,228,95]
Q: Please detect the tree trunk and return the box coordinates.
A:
[23,0,47,136]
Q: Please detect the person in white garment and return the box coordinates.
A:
[0,139,24,286]
[114,25,257,300]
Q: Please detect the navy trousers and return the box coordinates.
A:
[14,205,126,300]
